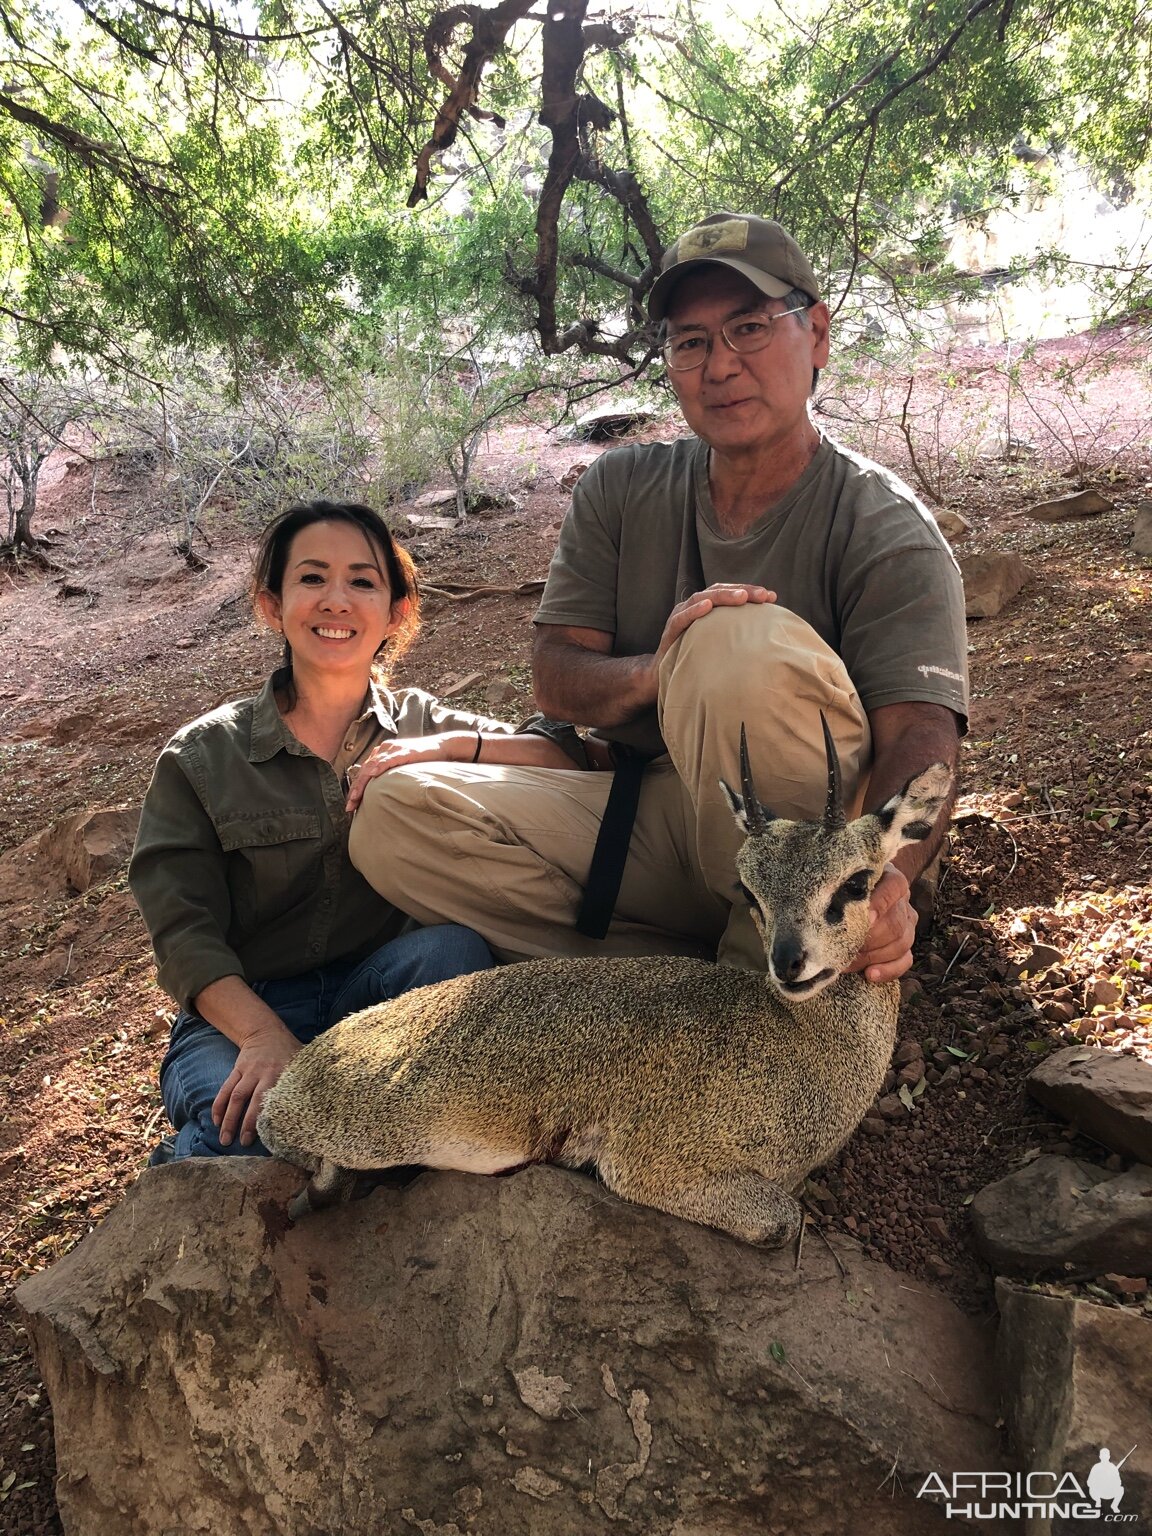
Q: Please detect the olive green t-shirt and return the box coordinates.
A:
[535,434,969,756]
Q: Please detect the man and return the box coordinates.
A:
[349,212,966,981]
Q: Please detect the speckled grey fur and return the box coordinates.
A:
[258,758,952,1245]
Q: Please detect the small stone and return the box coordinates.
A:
[897,1063,925,1089]
[924,1217,949,1242]
[512,1466,565,1499]
[893,1039,923,1067]
[1011,944,1065,979]
[1101,1274,1149,1298]
[1087,978,1122,1008]
[926,1256,955,1279]
[454,1484,484,1514]
[875,1094,908,1122]
[858,1116,887,1136]
[1043,1000,1078,1023]
[899,976,927,1004]
[933,508,972,540]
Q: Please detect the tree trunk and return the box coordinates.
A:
[12,474,36,549]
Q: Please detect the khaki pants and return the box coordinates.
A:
[349,605,871,969]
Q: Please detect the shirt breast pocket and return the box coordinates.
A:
[217,810,324,936]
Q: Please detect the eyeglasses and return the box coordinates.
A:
[661,304,810,372]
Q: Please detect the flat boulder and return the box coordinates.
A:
[958,551,1029,618]
[16,1160,1004,1535]
[1028,1046,1152,1163]
[996,1280,1151,1527]
[969,1155,1152,1275]
[571,402,658,441]
[1025,488,1114,522]
[1133,499,1152,557]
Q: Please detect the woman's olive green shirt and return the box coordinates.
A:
[129,669,514,1012]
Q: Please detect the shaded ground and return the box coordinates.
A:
[1,330,1151,1532]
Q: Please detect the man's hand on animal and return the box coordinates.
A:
[844,864,917,983]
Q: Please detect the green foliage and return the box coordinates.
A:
[2,0,1152,386]
[109,362,393,552]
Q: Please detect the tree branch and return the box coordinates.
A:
[409,0,536,205]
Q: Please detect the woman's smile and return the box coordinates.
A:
[258,520,403,675]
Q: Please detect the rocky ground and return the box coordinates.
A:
[1,327,1151,1533]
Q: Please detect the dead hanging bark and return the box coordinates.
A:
[408,0,538,206]
[411,0,666,363]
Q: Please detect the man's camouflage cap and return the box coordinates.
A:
[648,212,821,321]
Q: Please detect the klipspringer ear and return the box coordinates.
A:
[719,724,776,834]
[872,762,953,862]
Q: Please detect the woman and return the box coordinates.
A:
[130,498,578,1162]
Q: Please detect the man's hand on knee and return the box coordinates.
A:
[844,864,916,985]
[656,583,776,668]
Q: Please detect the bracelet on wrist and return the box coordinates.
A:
[472,731,483,763]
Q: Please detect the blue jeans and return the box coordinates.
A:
[155,924,494,1160]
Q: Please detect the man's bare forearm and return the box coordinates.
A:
[864,702,960,884]
[533,631,658,729]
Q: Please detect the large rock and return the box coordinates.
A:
[1028,1046,1152,1163]
[958,552,1029,618]
[35,804,140,894]
[571,402,658,441]
[16,1161,1005,1535]
[969,1155,1152,1275]
[996,1280,1152,1534]
[1133,499,1152,557]
[1025,489,1114,522]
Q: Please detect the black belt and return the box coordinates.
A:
[575,746,652,939]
